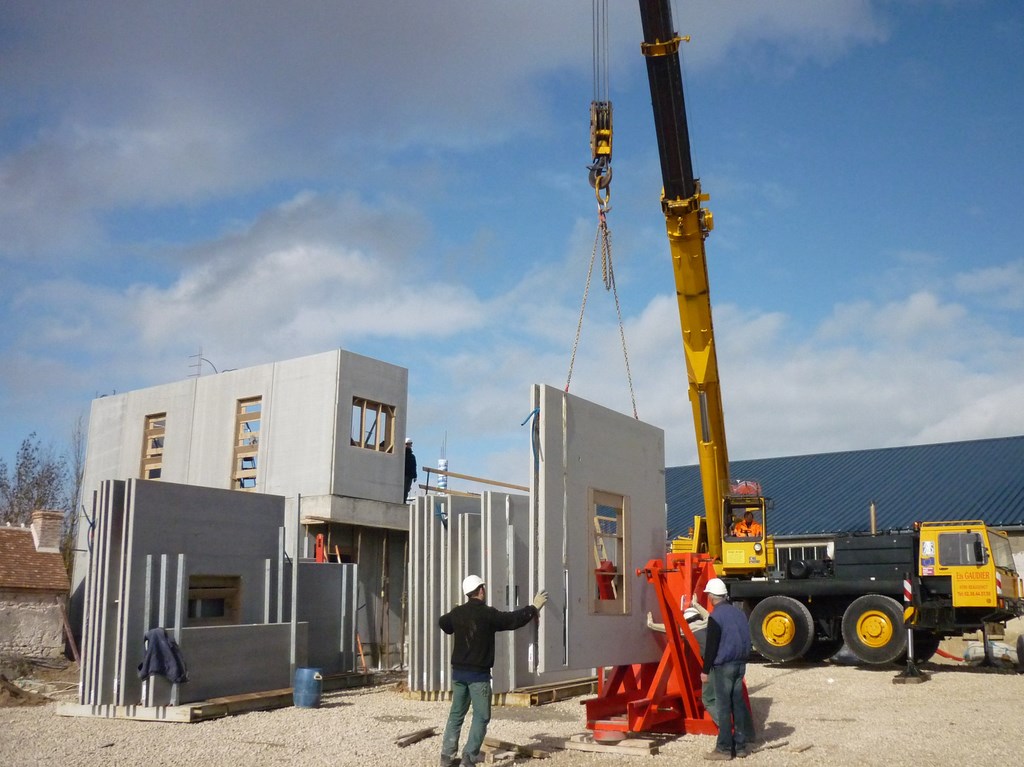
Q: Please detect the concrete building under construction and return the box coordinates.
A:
[72,348,410,669]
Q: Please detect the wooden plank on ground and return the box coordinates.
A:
[564,733,659,756]
[483,735,551,759]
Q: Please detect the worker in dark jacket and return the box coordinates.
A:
[700,577,754,760]
[404,438,417,501]
[438,574,548,766]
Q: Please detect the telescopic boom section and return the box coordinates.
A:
[638,0,730,559]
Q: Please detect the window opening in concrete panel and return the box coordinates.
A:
[232,396,262,491]
[350,397,395,453]
[187,575,241,626]
[140,413,166,480]
[591,490,628,615]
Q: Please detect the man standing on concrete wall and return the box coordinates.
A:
[438,575,548,766]
[404,438,417,501]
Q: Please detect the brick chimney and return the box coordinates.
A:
[31,509,64,553]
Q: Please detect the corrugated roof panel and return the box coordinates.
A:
[666,435,1024,539]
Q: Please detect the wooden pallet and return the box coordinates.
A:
[406,677,597,707]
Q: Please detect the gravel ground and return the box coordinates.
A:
[2,654,1021,767]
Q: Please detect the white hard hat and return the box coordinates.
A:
[703,578,728,597]
[462,574,485,595]
[405,438,413,445]
[683,607,701,622]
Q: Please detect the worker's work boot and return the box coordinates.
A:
[704,750,732,761]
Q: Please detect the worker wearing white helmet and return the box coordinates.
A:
[701,577,754,760]
[438,575,549,767]
[403,438,417,501]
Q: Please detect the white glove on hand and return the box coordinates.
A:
[532,591,549,611]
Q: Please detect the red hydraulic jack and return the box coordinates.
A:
[583,553,743,741]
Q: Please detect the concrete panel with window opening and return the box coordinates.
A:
[530,384,666,673]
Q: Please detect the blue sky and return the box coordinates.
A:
[2,0,1022,492]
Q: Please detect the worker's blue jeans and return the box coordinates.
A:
[703,668,756,740]
[441,679,491,765]
[711,661,752,755]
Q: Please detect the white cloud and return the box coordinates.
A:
[954,260,1024,310]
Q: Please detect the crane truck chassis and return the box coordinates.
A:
[731,520,1024,665]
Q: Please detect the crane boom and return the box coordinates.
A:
[637,0,767,571]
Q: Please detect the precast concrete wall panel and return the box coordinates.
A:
[177,623,308,703]
[296,561,357,674]
[333,350,410,505]
[530,385,665,673]
[116,480,286,705]
[483,493,513,692]
[263,353,339,498]
[186,365,272,491]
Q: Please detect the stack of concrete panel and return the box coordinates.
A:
[407,490,583,694]
[75,479,358,715]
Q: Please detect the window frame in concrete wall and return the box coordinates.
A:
[233,396,262,491]
[140,413,166,480]
[187,574,242,626]
[350,397,396,453]
[590,489,629,615]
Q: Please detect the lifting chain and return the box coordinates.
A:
[565,204,639,420]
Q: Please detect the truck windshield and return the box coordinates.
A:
[989,533,1015,571]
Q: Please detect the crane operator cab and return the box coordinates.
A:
[720,486,772,575]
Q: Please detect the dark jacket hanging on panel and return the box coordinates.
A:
[137,627,189,684]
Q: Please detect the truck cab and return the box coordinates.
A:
[918,521,1024,612]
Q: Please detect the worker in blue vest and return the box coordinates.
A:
[701,577,754,760]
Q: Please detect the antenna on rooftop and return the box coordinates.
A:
[189,348,219,377]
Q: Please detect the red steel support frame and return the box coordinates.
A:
[585,553,720,738]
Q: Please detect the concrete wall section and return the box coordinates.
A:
[530,384,666,673]
[176,623,308,704]
[333,349,410,505]
[262,352,341,499]
[296,562,357,674]
[117,480,286,705]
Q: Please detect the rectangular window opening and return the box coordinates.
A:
[232,396,262,491]
[140,413,166,480]
[591,490,628,615]
[187,575,242,626]
[350,397,396,453]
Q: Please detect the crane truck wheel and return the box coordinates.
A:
[748,596,815,662]
[841,594,907,665]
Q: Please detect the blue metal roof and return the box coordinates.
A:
[665,435,1024,539]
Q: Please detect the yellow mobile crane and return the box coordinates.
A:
[636,0,769,577]
[635,0,1023,664]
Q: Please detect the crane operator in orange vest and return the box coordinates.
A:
[733,511,762,538]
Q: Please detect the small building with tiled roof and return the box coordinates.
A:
[0,510,71,659]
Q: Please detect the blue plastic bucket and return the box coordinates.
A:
[293,667,323,709]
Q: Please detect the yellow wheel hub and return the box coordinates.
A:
[855,610,894,648]
[761,610,796,647]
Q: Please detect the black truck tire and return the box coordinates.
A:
[841,594,907,665]
[749,596,815,662]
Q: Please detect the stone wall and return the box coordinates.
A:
[0,589,66,658]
